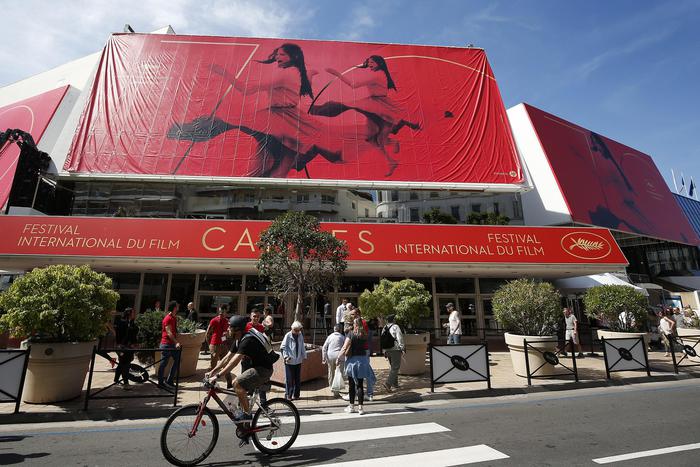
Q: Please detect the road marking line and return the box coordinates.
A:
[0,409,412,434]
[593,442,700,464]
[292,422,450,448]
[313,444,509,466]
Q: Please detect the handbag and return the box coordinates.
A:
[331,365,345,392]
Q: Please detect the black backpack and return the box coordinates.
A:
[380,324,397,350]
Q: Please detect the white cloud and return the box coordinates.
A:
[0,0,314,86]
[338,3,380,41]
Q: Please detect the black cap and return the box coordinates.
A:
[228,315,249,330]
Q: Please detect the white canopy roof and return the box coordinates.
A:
[553,273,648,296]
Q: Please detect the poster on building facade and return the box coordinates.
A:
[0,86,69,210]
[524,104,699,245]
[64,34,522,187]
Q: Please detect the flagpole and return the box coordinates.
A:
[672,169,678,193]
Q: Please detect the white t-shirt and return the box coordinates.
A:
[659,317,673,335]
[565,314,577,331]
[335,304,346,324]
[449,310,462,335]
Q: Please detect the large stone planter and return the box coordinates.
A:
[20,340,96,403]
[155,329,207,379]
[271,344,326,385]
[504,333,558,378]
[596,329,650,346]
[677,328,700,362]
[400,332,429,375]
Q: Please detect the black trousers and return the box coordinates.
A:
[115,349,134,384]
[348,377,364,405]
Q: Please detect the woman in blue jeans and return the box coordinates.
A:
[280,321,307,400]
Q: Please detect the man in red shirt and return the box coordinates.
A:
[158,301,182,388]
[206,303,231,388]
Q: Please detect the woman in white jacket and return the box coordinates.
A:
[281,321,307,400]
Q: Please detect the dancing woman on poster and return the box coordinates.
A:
[310,55,420,176]
[171,43,341,177]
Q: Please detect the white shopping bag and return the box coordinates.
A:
[331,366,345,392]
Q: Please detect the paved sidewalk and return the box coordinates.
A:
[1,348,698,424]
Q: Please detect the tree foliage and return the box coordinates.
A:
[467,211,510,225]
[423,208,458,224]
[0,264,119,342]
[359,278,432,329]
[257,211,349,320]
[492,278,561,336]
[583,285,648,332]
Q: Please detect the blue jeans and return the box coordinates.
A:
[447,333,461,345]
[284,363,301,399]
[158,344,181,385]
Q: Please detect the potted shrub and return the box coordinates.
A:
[135,311,205,378]
[0,265,119,403]
[360,278,431,375]
[583,285,649,344]
[493,278,561,377]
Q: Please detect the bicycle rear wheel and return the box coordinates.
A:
[251,398,300,455]
[161,404,219,466]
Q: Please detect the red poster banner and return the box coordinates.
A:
[524,104,699,245]
[64,34,522,187]
[0,86,69,209]
[0,216,627,265]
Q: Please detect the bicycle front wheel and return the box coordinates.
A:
[161,404,219,466]
[251,398,300,455]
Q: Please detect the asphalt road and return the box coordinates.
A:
[1,379,699,466]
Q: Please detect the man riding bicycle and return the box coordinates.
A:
[207,315,277,424]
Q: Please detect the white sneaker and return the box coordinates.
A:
[344,404,356,413]
[367,395,373,401]
[341,393,350,401]
[358,406,365,415]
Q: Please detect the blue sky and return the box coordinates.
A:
[2,0,699,191]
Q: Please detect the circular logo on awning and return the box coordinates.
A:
[560,232,612,260]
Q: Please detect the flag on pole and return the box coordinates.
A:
[690,178,697,199]
[680,175,686,195]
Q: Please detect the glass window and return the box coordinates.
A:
[141,273,167,312]
[245,275,270,291]
[410,208,420,222]
[450,206,460,221]
[340,276,380,293]
[434,277,475,294]
[409,192,418,200]
[479,278,507,294]
[199,295,239,319]
[198,274,243,291]
[471,203,481,213]
[108,272,141,290]
[391,191,399,201]
[364,208,369,217]
[493,202,500,215]
[170,274,196,311]
[430,192,439,198]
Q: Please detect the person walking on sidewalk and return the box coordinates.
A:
[443,303,462,344]
[322,324,346,397]
[158,301,181,389]
[381,314,404,393]
[658,309,676,357]
[562,307,584,358]
[281,321,307,400]
[114,307,138,389]
[206,304,232,388]
[340,317,370,415]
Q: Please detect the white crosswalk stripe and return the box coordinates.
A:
[292,422,450,448]
[313,445,510,466]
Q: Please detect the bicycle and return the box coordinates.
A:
[160,379,300,466]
